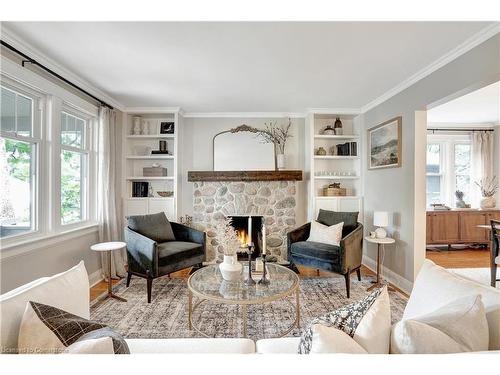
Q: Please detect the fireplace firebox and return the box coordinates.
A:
[228,215,263,260]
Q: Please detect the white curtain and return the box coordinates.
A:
[98,107,126,279]
[471,131,494,207]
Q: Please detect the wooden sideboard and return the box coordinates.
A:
[426,209,500,246]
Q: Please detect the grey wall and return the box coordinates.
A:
[180,117,307,226]
[361,33,500,285]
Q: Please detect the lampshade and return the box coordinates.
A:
[373,211,389,227]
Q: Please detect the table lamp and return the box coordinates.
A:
[373,211,389,239]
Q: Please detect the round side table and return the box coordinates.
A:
[364,236,396,291]
[91,241,127,302]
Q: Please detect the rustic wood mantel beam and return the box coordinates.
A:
[187,170,303,182]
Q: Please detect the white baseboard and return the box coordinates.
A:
[362,256,413,295]
[89,269,104,288]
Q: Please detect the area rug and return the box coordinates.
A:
[90,275,407,340]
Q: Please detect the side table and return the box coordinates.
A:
[364,236,396,291]
[90,241,127,302]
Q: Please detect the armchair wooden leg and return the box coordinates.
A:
[492,264,497,288]
[356,268,361,282]
[344,272,351,299]
[126,272,132,287]
[147,278,153,303]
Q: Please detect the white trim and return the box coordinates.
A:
[427,122,496,129]
[124,107,180,114]
[306,108,362,116]
[0,224,99,261]
[361,24,500,113]
[362,255,413,294]
[89,269,104,288]
[181,112,306,118]
[0,26,125,111]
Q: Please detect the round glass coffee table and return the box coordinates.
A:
[187,263,300,338]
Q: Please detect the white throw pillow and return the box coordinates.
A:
[405,259,500,350]
[307,220,344,246]
[64,337,115,354]
[310,325,368,354]
[299,286,391,354]
[391,294,489,354]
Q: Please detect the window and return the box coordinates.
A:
[0,86,38,238]
[60,111,88,225]
[426,135,473,208]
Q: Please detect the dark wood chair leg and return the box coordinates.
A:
[147,278,153,303]
[289,263,300,274]
[344,272,351,298]
[492,264,497,288]
[356,268,361,281]
[126,272,132,287]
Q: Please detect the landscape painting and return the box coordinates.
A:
[368,116,402,169]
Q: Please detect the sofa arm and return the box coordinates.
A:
[287,222,311,259]
[340,223,364,274]
[124,227,158,277]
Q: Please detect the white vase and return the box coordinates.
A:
[219,255,242,281]
[132,117,141,135]
[277,153,285,170]
[480,196,496,209]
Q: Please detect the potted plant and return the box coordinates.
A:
[214,218,243,281]
[259,118,293,170]
[475,176,498,209]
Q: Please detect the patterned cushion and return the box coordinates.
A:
[127,212,175,242]
[18,302,129,354]
[317,209,358,237]
[298,287,383,354]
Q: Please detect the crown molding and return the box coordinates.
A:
[1,25,126,111]
[124,106,181,114]
[361,23,500,114]
[306,107,362,115]
[181,112,305,118]
[427,122,496,128]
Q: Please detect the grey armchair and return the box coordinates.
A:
[124,212,206,303]
[287,209,363,298]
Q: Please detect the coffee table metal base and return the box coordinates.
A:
[188,289,300,338]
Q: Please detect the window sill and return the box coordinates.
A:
[0,223,99,261]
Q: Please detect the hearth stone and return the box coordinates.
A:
[192,181,298,261]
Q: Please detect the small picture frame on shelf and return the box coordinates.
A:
[160,121,175,134]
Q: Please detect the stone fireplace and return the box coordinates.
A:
[189,171,302,262]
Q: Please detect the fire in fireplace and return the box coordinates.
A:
[228,215,263,260]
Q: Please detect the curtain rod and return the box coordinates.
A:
[0,40,113,110]
[427,128,494,132]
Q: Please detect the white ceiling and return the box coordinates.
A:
[2,22,496,112]
[427,81,500,124]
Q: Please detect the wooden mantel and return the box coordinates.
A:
[187,170,303,182]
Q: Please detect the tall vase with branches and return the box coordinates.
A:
[214,218,243,281]
[475,176,498,209]
[259,118,293,170]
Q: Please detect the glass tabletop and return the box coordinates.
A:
[187,263,299,304]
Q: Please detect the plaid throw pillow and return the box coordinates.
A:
[18,301,129,354]
[298,287,383,354]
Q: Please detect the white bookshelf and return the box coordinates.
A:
[305,112,363,221]
[121,110,182,222]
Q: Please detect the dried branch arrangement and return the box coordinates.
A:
[213,217,241,256]
[259,118,293,154]
[475,176,498,197]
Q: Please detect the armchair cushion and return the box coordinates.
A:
[290,241,341,263]
[317,209,358,237]
[128,212,175,243]
[157,241,204,268]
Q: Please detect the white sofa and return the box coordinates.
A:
[1,260,499,354]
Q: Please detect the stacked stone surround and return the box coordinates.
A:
[192,181,298,262]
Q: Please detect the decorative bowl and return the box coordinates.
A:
[157,191,173,198]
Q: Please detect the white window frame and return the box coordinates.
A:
[426,141,446,207]
[0,79,44,243]
[426,134,472,207]
[56,103,97,231]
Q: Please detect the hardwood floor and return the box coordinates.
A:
[89,264,388,302]
[426,247,491,269]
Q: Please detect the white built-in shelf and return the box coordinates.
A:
[126,176,175,181]
[316,196,360,200]
[314,155,359,160]
[314,176,359,180]
[126,155,175,160]
[314,135,359,140]
[127,197,175,200]
[126,135,175,139]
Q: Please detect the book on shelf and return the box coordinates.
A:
[132,181,149,197]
